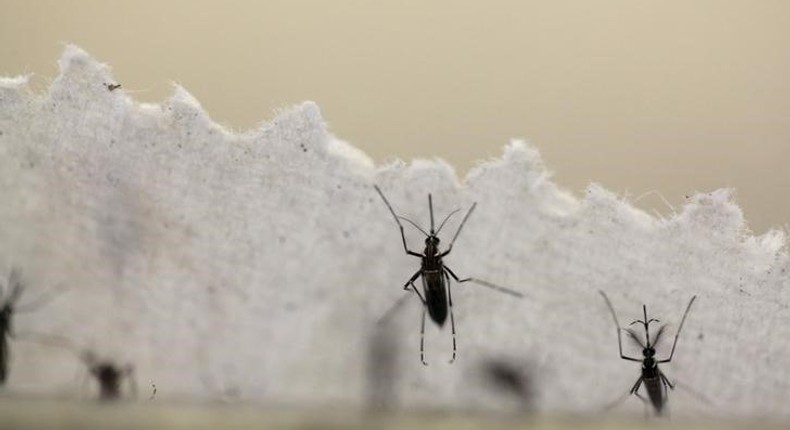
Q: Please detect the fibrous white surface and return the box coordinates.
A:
[0,46,788,418]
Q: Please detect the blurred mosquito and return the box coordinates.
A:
[20,331,139,402]
[599,291,697,415]
[479,357,536,411]
[0,267,68,385]
[80,351,137,401]
[374,185,523,365]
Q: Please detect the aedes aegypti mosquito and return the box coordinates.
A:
[0,268,66,385]
[599,291,697,415]
[374,186,523,365]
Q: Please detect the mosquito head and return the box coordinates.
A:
[643,347,656,358]
[424,235,440,256]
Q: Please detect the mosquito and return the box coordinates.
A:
[374,185,523,365]
[599,291,697,415]
[80,351,137,401]
[479,358,535,411]
[0,267,67,385]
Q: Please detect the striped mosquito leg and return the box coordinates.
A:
[420,307,428,366]
[448,281,457,364]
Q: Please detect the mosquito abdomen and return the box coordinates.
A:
[645,376,665,414]
[426,288,448,326]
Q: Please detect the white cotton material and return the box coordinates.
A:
[0,45,788,418]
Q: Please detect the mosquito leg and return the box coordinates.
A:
[603,388,632,412]
[379,272,425,325]
[658,295,697,364]
[407,283,426,305]
[374,185,423,258]
[673,379,714,407]
[444,266,523,298]
[420,306,428,366]
[441,202,477,257]
[659,370,675,390]
[633,392,650,419]
[631,387,650,421]
[630,376,644,394]
[377,294,411,326]
[402,270,426,304]
[599,291,643,362]
[447,273,457,364]
[403,270,424,296]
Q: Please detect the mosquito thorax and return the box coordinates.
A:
[424,236,440,255]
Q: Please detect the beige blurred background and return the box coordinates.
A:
[1,0,788,233]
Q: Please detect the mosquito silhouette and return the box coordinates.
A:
[374,186,523,365]
[0,268,67,385]
[81,351,137,401]
[599,291,697,415]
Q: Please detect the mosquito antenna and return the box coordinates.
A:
[460,278,524,298]
[397,216,429,237]
[650,324,668,349]
[624,327,646,348]
[435,209,462,235]
[428,194,435,234]
[448,203,477,249]
[658,295,697,363]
